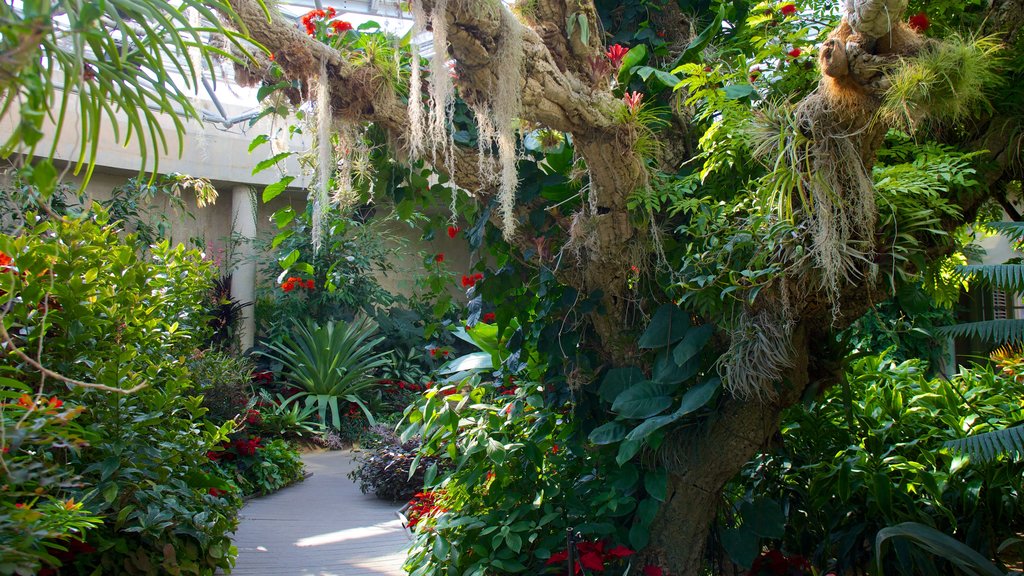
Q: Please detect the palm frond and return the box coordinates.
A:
[935,319,1024,344]
[955,264,1024,293]
[945,424,1024,462]
[0,0,265,185]
[980,221,1024,244]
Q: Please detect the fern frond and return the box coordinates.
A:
[981,221,1024,244]
[956,264,1024,293]
[935,319,1024,343]
[945,424,1024,461]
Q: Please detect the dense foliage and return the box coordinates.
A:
[0,213,240,574]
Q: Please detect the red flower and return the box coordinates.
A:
[206,450,222,461]
[447,225,460,238]
[623,91,644,112]
[329,20,353,34]
[787,48,802,58]
[460,275,472,288]
[282,279,296,292]
[326,6,336,17]
[208,488,227,497]
[245,409,262,425]
[579,551,605,571]
[779,3,797,16]
[908,11,929,32]
[0,251,11,270]
[551,444,559,454]
[545,550,569,566]
[48,396,62,409]
[16,394,33,409]
[435,253,445,263]
[642,566,664,576]
[606,545,635,558]
[750,550,789,576]
[482,312,496,323]
[305,279,315,290]
[606,44,629,68]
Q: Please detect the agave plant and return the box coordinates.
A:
[258,318,390,429]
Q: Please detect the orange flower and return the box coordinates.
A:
[329,20,353,34]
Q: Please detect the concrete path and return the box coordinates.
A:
[229,450,409,576]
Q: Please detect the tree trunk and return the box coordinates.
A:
[646,326,809,575]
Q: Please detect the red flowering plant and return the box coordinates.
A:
[0,388,100,575]
[748,550,812,576]
[298,7,356,48]
[545,539,636,574]
[403,328,657,576]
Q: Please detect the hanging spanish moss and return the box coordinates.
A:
[467,7,525,238]
[332,124,357,209]
[426,0,455,166]
[311,59,333,253]
[406,2,428,160]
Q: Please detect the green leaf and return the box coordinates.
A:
[876,523,1005,576]
[740,498,785,539]
[723,84,756,100]
[263,176,295,202]
[721,526,759,568]
[30,160,58,198]
[252,152,291,175]
[629,521,651,550]
[616,437,643,465]
[644,469,669,502]
[279,249,300,269]
[257,81,291,102]
[599,367,646,403]
[624,378,720,442]
[638,304,690,349]
[589,421,630,445]
[611,381,674,419]
[672,323,713,366]
[248,134,270,152]
[272,206,296,229]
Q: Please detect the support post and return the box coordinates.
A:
[230,185,258,351]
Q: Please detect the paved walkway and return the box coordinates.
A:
[229,450,409,576]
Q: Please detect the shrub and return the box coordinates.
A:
[349,426,444,502]
[401,381,655,576]
[733,353,1024,574]
[0,387,102,574]
[0,212,240,575]
[210,438,305,497]
[189,350,254,424]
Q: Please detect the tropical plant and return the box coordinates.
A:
[735,353,1024,574]
[253,391,324,441]
[0,0,263,182]
[257,318,390,428]
[0,212,240,574]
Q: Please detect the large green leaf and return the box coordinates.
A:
[672,323,714,366]
[611,381,674,419]
[599,367,646,403]
[589,421,630,445]
[638,305,691,349]
[624,378,720,442]
[875,522,1005,576]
